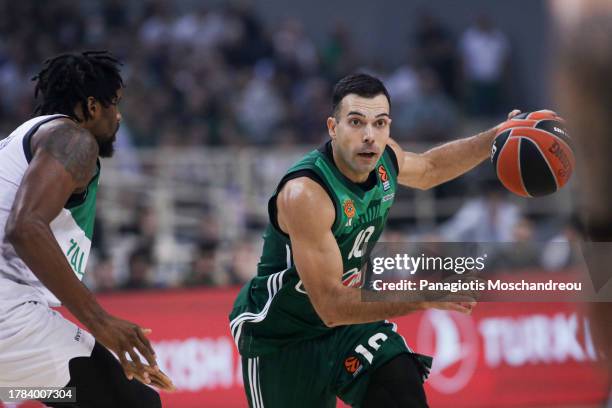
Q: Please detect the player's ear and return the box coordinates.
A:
[86,96,98,119]
[327,116,337,140]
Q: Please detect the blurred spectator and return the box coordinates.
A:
[183,241,219,287]
[393,68,458,142]
[490,216,541,270]
[122,245,156,290]
[235,63,287,143]
[272,18,319,79]
[321,23,358,79]
[91,260,117,293]
[439,180,520,242]
[414,12,459,100]
[290,77,330,143]
[228,239,261,285]
[459,14,510,116]
[540,216,582,270]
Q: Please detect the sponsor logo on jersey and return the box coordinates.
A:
[342,268,363,288]
[344,356,361,375]
[382,193,395,202]
[378,165,391,191]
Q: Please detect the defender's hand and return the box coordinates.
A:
[88,314,159,380]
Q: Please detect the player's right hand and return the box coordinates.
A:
[88,314,160,381]
[426,300,477,314]
[124,362,176,392]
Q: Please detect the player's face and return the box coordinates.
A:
[87,88,123,158]
[327,93,391,180]
[98,88,122,158]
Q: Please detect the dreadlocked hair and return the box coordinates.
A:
[32,50,123,121]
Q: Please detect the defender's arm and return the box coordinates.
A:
[6,121,103,325]
[5,121,163,385]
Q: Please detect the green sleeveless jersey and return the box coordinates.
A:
[229,141,399,357]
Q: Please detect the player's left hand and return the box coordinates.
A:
[507,109,522,120]
[491,109,522,137]
[457,301,477,314]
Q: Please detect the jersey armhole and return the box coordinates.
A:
[385,144,400,176]
[268,169,339,238]
[22,114,72,163]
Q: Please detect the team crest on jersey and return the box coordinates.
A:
[378,165,391,191]
[343,198,356,226]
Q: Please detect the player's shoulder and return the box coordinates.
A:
[278,176,332,209]
[31,118,99,184]
[33,118,98,158]
[277,176,335,229]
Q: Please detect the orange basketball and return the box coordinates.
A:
[491,110,575,197]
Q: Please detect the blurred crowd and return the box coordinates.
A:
[0,1,512,145]
[0,0,578,292]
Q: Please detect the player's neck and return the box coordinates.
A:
[330,143,369,183]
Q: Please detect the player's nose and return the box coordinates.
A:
[362,124,374,143]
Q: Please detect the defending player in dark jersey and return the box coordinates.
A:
[230,73,519,407]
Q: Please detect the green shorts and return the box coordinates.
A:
[241,321,432,408]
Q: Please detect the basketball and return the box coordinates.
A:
[491,110,575,197]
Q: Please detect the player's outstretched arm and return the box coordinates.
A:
[5,121,173,389]
[277,178,473,327]
[389,110,522,190]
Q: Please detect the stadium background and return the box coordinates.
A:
[0,0,608,407]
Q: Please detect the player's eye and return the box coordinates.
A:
[376,119,387,128]
[349,118,362,127]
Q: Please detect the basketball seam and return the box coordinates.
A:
[497,130,529,196]
[516,137,531,197]
[495,131,511,179]
[521,136,559,190]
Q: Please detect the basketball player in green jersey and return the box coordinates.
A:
[230,73,519,407]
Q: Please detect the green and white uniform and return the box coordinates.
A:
[229,142,431,407]
[0,115,97,387]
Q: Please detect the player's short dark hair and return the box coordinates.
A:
[332,73,391,117]
[32,51,123,121]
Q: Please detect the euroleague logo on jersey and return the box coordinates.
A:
[416,310,479,394]
[344,356,362,375]
[378,165,391,191]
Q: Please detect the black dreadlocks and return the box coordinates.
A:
[32,51,123,121]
